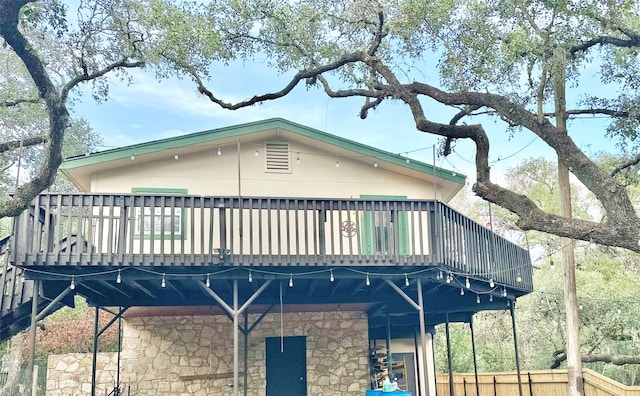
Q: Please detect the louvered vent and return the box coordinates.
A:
[265,141,290,173]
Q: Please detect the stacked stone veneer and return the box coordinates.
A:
[47,311,370,396]
[47,352,118,395]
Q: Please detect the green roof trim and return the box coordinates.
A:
[62,118,465,184]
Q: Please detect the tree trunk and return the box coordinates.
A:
[554,48,584,396]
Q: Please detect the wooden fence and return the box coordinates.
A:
[435,369,640,396]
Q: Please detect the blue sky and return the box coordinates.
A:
[71,60,613,186]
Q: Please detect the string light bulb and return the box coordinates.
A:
[476,294,480,304]
[330,269,334,282]
[489,294,493,302]
[70,275,76,290]
[549,259,555,270]
[465,277,470,288]
[20,274,25,283]
[174,154,179,160]
[405,273,409,287]
[130,154,135,161]
[516,273,522,283]
[289,274,294,288]
[366,273,370,286]
[116,270,122,284]
[205,273,210,288]
[335,160,340,168]
[460,288,465,296]
[446,273,451,284]
[255,150,259,157]
[217,147,222,156]
[502,287,507,297]
[161,273,166,288]
[489,278,494,288]
[296,153,301,164]
[405,158,410,164]
[437,270,443,280]
[248,270,253,283]
[373,160,378,168]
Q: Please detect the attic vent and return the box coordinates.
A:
[265,141,290,173]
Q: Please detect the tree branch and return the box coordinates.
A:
[308,57,640,251]
[449,105,481,126]
[544,108,639,121]
[60,58,145,102]
[551,351,640,369]
[0,137,46,154]
[185,51,368,110]
[571,35,640,54]
[1,98,40,107]
[610,154,640,177]
[359,97,384,119]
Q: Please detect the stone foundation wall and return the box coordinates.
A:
[46,311,369,396]
[119,311,370,396]
[46,353,118,395]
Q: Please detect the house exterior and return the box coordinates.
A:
[1,118,533,396]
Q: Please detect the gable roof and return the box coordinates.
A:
[61,118,466,192]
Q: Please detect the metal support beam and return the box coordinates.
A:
[116,307,122,395]
[417,279,431,396]
[385,279,421,311]
[199,278,274,396]
[233,279,239,396]
[243,310,249,396]
[246,305,276,334]
[386,307,391,376]
[91,307,99,396]
[97,307,129,337]
[26,280,40,394]
[445,313,454,396]
[470,316,480,396]
[237,280,272,316]
[35,285,72,321]
[384,278,433,396]
[199,281,235,316]
[413,327,423,396]
[510,302,524,396]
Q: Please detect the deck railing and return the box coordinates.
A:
[10,194,532,290]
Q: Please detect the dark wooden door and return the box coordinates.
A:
[266,336,307,396]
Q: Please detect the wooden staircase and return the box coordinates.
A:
[0,236,68,343]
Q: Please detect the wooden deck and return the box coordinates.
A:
[10,193,532,290]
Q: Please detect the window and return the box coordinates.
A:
[132,188,187,239]
[360,195,410,255]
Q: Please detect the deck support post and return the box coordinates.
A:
[417,279,432,396]
[198,279,272,396]
[445,313,454,396]
[116,307,123,395]
[510,302,524,396]
[470,316,480,396]
[386,307,392,377]
[413,328,423,396]
[91,306,99,396]
[27,279,40,394]
[243,310,249,396]
[233,279,239,396]
[384,278,433,396]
